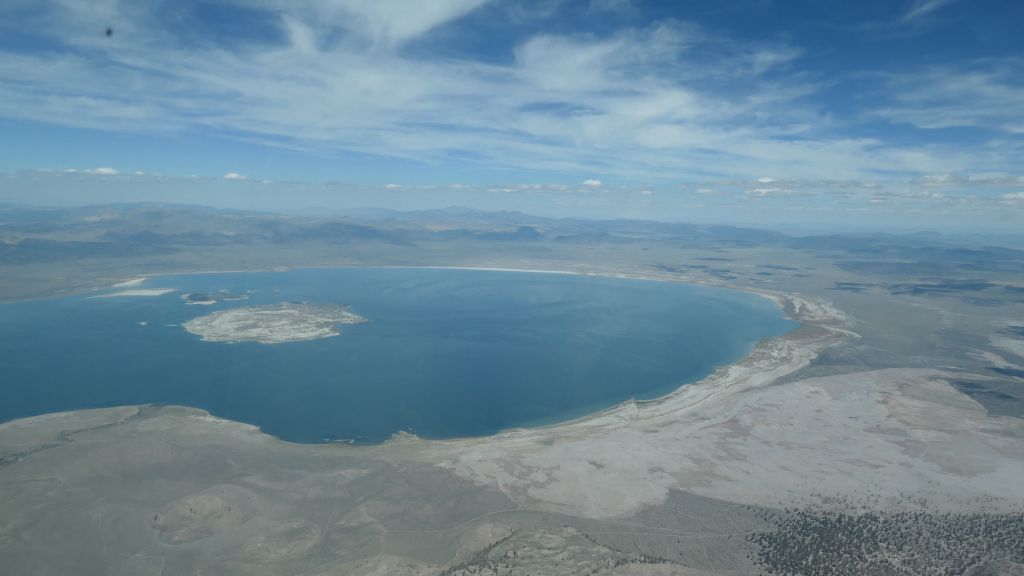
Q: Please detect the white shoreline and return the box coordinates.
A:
[384,289,831,447]
[92,288,176,298]
[414,265,579,275]
[88,264,766,307]
[58,264,813,448]
[83,264,806,437]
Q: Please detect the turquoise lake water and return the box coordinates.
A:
[0,267,795,443]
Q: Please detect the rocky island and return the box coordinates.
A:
[183,303,366,344]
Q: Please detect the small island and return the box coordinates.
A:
[183,303,366,344]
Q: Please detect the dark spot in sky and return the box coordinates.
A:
[105,28,113,37]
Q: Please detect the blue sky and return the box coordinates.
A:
[1,0,1022,231]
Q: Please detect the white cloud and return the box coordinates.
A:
[914,173,964,186]
[284,0,491,49]
[873,63,1024,133]
[902,0,958,22]
[85,167,119,175]
[223,172,247,180]
[897,189,946,200]
[582,179,603,187]
[0,1,1018,186]
[0,9,852,181]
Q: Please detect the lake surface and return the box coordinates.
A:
[0,267,795,443]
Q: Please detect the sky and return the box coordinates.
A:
[0,0,1022,231]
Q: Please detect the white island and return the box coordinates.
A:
[183,303,366,344]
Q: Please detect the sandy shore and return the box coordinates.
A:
[415,265,580,275]
[92,288,176,298]
[380,290,1024,519]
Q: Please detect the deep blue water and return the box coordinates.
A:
[0,267,795,443]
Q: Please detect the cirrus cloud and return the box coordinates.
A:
[0,0,1019,192]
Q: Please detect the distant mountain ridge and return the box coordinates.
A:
[2,203,1024,277]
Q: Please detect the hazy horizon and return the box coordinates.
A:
[5,169,1024,236]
